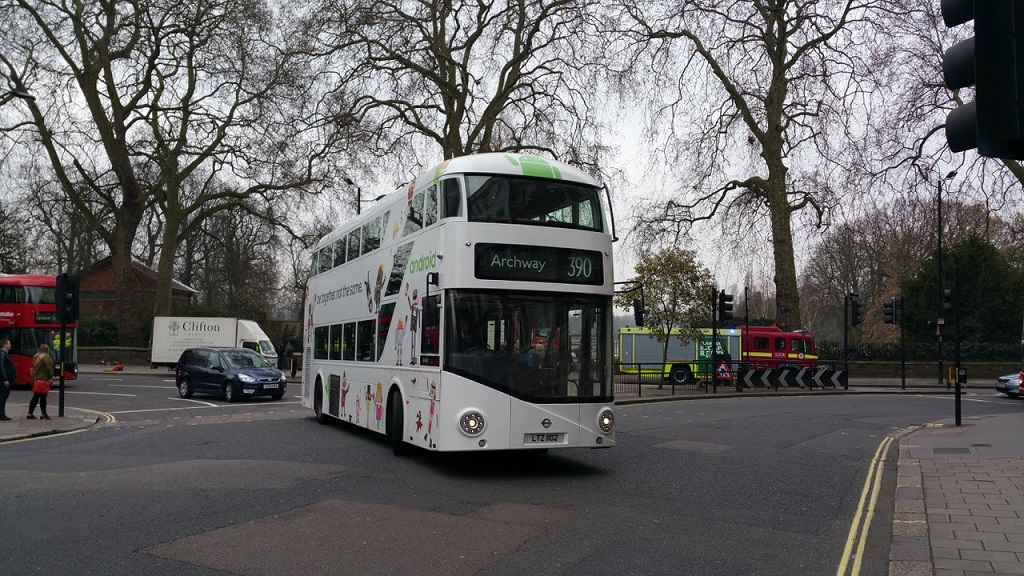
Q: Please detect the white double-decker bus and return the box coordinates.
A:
[301,152,616,453]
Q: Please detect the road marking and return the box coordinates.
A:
[836,435,893,576]
[0,407,116,444]
[58,391,136,397]
[108,400,302,414]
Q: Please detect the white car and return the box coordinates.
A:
[995,373,1021,398]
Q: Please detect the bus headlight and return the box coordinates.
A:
[459,410,486,436]
[598,409,614,434]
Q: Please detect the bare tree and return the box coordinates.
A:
[618,0,903,331]
[0,0,356,343]
[305,0,611,168]
[800,194,1016,342]
[868,3,1024,212]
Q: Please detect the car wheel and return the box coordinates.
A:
[271,393,284,400]
[387,390,408,455]
[223,383,236,403]
[177,378,194,399]
[314,382,329,425]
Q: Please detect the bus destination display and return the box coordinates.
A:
[474,243,603,285]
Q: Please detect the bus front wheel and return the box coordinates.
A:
[314,382,330,425]
[669,364,692,384]
[387,391,408,455]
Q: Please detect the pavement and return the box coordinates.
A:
[1,366,1021,575]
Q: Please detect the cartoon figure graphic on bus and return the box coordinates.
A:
[425,380,438,448]
[365,271,373,313]
[374,265,385,313]
[374,382,384,430]
[405,283,420,365]
[364,385,373,426]
[415,410,423,433]
[395,316,406,366]
[432,159,451,183]
[341,372,349,419]
[354,384,361,424]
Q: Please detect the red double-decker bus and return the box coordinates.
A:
[0,274,78,386]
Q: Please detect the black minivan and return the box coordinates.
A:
[175,347,287,402]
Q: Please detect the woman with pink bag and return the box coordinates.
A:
[27,344,54,420]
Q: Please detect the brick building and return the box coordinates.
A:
[75,257,197,344]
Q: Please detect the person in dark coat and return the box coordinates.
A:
[0,338,16,421]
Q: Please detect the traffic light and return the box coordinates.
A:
[632,298,644,327]
[942,0,1024,158]
[883,298,897,325]
[717,291,734,321]
[850,296,864,326]
[55,273,80,323]
[943,287,954,312]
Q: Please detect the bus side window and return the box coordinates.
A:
[318,245,333,274]
[333,237,346,267]
[314,326,329,359]
[385,243,413,297]
[441,178,462,218]
[404,191,424,235]
[424,184,438,227]
[343,323,355,361]
[362,215,381,254]
[356,319,375,361]
[329,324,342,360]
[377,303,395,362]
[347,229,361,261]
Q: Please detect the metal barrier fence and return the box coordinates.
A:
[613,362,852,397]
[613,362,740,397]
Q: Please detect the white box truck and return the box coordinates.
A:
[150,317,278,367]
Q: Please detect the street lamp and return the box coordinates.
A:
[937,169,957,388]
[343,177,363,215]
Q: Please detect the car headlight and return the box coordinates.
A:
[237,373,256,383]
[459,410,485,436]
[598,409,614,434]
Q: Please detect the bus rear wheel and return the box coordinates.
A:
[669,364,692,384]
[387,391,408,455]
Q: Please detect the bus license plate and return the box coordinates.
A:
[263,384,279,389]
[525,433,562,444]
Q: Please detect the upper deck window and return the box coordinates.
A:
[0,285,54,304]
[465,175,603,232]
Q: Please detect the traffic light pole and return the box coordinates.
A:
[938,174,944,390]
[900,296,906,390]
[58,321,66,417]
[54,272,79,418]
[843,294,849,376]
[954,269,962,426]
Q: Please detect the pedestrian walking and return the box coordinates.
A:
[0,338,15,421]
[27,344,54,420]
[285,341,296,377]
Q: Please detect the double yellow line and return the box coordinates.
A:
[836,435,894,576]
